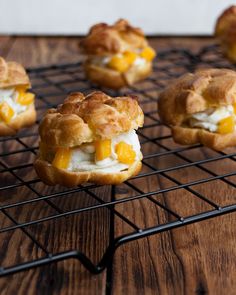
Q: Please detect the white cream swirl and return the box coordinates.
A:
[0,88,27,118]
[189,105,235,132]
[67,130,141,173]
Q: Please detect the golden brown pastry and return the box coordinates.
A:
[158,68,236,150]
[80,19,156,89]
[0,57,36,136]
[34,91,144,187]
[215,5,236,62]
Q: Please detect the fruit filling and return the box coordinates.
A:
[50,130,141,173]
[91,47,156,73]
[115,141,136,164]
[217,116,235,134]
[0,87,34,123]
[188,105,236,134]
[0,102,14,123]
[95,139,112,161]
[52,148,72,169]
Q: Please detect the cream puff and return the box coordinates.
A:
[0,57,36,136]
[158,68,236,150]
[215,6,236,62]
[80,19,156,89]
[34,91,144,186]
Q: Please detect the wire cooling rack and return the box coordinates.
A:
[0,44,236,276]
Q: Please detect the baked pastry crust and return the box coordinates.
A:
[172,126,236,151]
[215,6,236,62]
[39,91,144,147]
[0,57,36,136]
[80,19,148,55]
[80,19,154,89]
[35,91,144,186]
[0,57,30,88]
[158,68,236,150]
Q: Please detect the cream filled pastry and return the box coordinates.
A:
[80,19,156,89]
[158,68,236,150]
[215,6,236,63]
[34,91,144,187]
[0,57,36,136]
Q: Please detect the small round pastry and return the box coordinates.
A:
[34,91,144,187]
[80,19,156,89]
[0,57,36,136]
[215,6,236,62]
[158,68,236,150]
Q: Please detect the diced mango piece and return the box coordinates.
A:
[15,86,29,94]
[107,56,129,73]
[115,141,136,165]
[218,116,235,134]
[0,102,14,123]
[52,148,71,169]
[123,51,138,65]
[140,46,156,61]
[95,139,111,161]
[17,92,35,105]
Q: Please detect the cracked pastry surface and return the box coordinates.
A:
[34,91,144,186]
[158,68,236,150]
[215,5,236,62]
[80,19,156,89]
[0,57,36,136]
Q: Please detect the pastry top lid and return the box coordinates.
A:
[80,19,148,55]
[215,6,236,44]
[158,68,236,126]
[0,57,30,88]
[39,91,144,147]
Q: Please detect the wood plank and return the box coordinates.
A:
[5,37,82,68]
[112,151,236,294]
[149,36,216,52]
[2,36,215,67]
[0,36,14,57]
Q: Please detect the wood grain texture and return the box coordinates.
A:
[112,142,236,294]
[0,36,235,295]
[0,37,14,57]
[5,37,82,68]
[2,37,216,67]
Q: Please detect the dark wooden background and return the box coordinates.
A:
[0,36,236,295]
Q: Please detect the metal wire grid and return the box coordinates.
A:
[0,44,236,276]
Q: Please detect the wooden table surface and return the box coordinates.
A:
[0,36,236,295]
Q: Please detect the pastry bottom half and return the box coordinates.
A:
[172,126,236,150]
[220,43,236,63]
[84,62,152,89]
[0,104,36,136]
[34,157,142,187]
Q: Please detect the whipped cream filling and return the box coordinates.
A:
[91,54,147,69]
[188,105,236,132]
[133,57,147,67]
[67,130,141,173]
[0,88,27,118]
